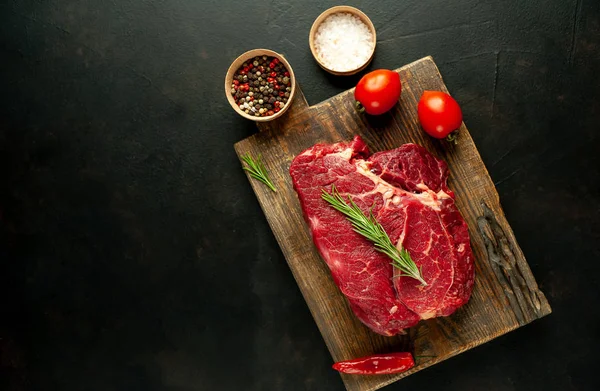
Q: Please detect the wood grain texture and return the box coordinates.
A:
[234,56,551,391]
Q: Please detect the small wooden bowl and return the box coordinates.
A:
[309,6,377,76]
[224,49,296,122]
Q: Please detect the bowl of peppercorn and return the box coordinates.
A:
[225,49,296,122]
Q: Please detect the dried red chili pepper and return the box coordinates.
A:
[332,352,415,375]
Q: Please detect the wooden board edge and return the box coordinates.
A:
[475,198,553,321]
[233,140,338,328]
[233,141,346,373]
[359,311,551,391]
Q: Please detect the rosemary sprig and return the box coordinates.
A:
[241,153,277,192]
[321,185,427,286]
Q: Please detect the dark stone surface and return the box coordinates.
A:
[1,0,599,390]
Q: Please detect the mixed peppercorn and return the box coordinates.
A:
[230,55,292,118]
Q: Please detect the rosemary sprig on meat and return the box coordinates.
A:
[241,153,277,192]
[321,185,427,286]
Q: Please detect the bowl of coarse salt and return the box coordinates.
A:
[309,6,376,76]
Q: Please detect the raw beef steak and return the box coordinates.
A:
[289,136,474,336]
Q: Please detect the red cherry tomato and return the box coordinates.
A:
[417,91,463,140]
[354,70,402,115]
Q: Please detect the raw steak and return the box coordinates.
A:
[289,136,474,336]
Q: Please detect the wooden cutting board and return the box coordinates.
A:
[234,56,551,391]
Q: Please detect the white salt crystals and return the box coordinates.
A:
[313,12,374,72]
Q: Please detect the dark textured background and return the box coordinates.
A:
[1,0,599,390]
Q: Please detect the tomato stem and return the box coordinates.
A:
[446,131,459,144]
[355,101,365,114]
